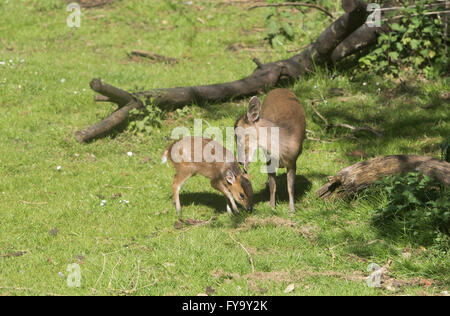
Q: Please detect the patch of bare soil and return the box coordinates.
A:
[234,216,296,232]
[212,266,445,294]
[211,268,365,283]
[234,216,320,242]
[244,270,366,283]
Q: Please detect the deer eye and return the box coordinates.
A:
[239,193,245,200]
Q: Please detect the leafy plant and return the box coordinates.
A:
[372,172,450,246]
[359,0,449,78]
[265,9,295,47]
[127,100,164,135]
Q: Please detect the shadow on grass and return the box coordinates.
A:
[179,174,312,215]
[180,191,228,212]
[252,174,312,205]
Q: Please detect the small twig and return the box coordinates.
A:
[108,258,121,290]
[310,101,329,126]
[77,0,114,9]
[228,233,255,273]
[287,43,312,53]
[0,38,13,51]
[310,101,382,137]
[0,251,27,258]
[93,253,107,293]
[328,241,348,268]
[129,50,178,64]
[331,123,383,137]
[249,2,334,19]
[377,2,446,12]
[133,260,140,293]
[103,184,134,189]
[19,200,48,205]
[307,136,333,143]
[252,57,263,69]
[381,10,450,22]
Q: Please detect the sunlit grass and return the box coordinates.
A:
[0,0,448,296]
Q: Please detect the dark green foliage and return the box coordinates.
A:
[442,136,450,163]
[359,0,449,78]
[265,10,296,47]
[128,101,164,135]
[373,172,450,247]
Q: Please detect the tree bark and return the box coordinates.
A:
[76,0,370,143]
[316,155,450,199]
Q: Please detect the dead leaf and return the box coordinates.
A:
[49,228,59,236]
[205,286,216,295]
[284,283,295,293]
[174,221,184,229]
[401,247,412,259]
[419,278,433,288]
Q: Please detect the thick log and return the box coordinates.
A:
[331,24,380,63]
[316,155,450,199]
[342,0,367,14]
[76,0,369,142]
[75,79,143,143]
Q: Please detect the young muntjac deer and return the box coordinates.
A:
[234,88,306,212]
[162,137,253,218]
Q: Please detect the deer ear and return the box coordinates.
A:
[225,169,236,185]
[247,96,261,123]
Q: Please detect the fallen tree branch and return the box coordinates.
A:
[248,2,334,19]
[0,38,13,51]
[331,23,383,63]
[310,101,382,137]
[76,0,370,142]
[229,233,255,273]
[129,50,178,64]
[75,79,143,143]
[19,200,48,205]
[316,155,450,199]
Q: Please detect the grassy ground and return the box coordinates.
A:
[0,0,448,296]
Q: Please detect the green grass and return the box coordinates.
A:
[0,0,448,296]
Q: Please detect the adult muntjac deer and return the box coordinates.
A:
[234,88,306,212]
[162,137,253,218]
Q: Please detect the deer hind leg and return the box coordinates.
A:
[172,171,192,218]
[287,165,296,212]
[268,172,277,208]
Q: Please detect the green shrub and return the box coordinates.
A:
[359,0,449,78]
[372,172,450,246]
[264,9,296,47]
[128,101,164,135]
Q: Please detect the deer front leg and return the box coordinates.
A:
[211,179,239,215]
